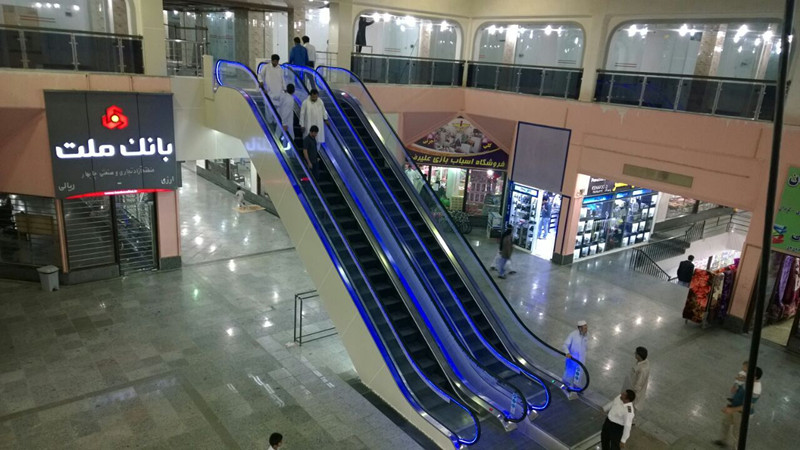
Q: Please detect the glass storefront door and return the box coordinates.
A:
[506,182,562,259]
[575,189,658,259]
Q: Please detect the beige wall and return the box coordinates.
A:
[367,83,795,323]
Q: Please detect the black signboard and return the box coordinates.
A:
[45,91,178,199]
[587,177,635,196]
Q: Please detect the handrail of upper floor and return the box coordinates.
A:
[352,52,468,64]
[468,60,583,73]
[317,65,594,393]
[215,59,480,448]
[287,63,536,421]
[597,69,778,85]
[0,24,142,39]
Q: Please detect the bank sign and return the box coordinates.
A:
[44,91,178,199]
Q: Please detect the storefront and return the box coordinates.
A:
[0,90,183,283]
[573,177,659,260]
[505,182,562,259]
[409,116,509,227]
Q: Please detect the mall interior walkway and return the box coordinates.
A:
[0,173,796,449]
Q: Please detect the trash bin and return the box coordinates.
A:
[36,265,60,291]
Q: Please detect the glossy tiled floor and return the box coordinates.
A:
[2,170,798,449]
[475,238,800,449]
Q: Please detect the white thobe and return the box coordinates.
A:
[299,98,329,143]
[623,359,650,410]
[305,43,317,63]
[563,329,588,387]
[261,64,286,101]
[278,93,296,140]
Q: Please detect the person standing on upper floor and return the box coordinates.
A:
[677,255,695,287]
[622,346,650,413]
[261,54,286,105]
[563,320,589,400]
[278,84,297,140]
[601,390,636,450]
[300,89,329,144]
[289,37,309,67]
[355,16,374,53]
[302,36,317,68]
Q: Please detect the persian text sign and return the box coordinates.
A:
[773,166,800,256]
[45,91,178,199]
[409,116,508,170]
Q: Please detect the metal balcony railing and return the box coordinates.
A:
[465,61,582,99]
[0,25,143,73]
[595,70,777,121]
[166,38,205,76]
[350,53,465,87]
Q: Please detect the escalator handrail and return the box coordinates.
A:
[280,65,527,421]
[216,60,479,447]
[287,64,535,419]
[317,65,592,392]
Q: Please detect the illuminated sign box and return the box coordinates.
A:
[44,91,179,199]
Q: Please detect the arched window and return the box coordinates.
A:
[606,21,784,80]
[474,22,584,67]
[355,12,462,60]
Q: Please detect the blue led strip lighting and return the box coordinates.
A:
[319,65,590,394]
[289,65,543,416]
[215,60,479,447]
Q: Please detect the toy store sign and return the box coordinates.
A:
[408,116,508,170]
[45,91,179,199]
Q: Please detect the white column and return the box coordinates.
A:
[130,0,167,76]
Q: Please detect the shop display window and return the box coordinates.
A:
[429,167,466,211]
[575,189,658,259]
[466,169,505,216]
[0,193,60,268]
[231,159,252,190]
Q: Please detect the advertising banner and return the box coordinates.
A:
[773,166,800,256]
[45,91,178,199]
[408,116,508,170]
[587,177,635,196]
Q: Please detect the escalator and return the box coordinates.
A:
[213,60,479,448]
[286,65,551,417]
[316,66,606,449]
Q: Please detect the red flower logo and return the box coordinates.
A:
[102,105,129,130]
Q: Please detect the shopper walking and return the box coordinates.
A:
[234,187,246,208]
[601,390,636,450]
[299,89,329,143]
[289,37,309,67]
[269,432,283,449]
[622,347,650,412]
[677,255,695,287]
[563,320,588,399]
[302,36,317,67]
[714,367,763,448]
[497,226,513,279]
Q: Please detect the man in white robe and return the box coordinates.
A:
[299,89,329,144]
[261,54,286,105]
[563,320,589,399]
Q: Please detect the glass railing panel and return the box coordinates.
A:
[607,74,644,105]
[680,78,720,114]
[432,60,459,86]
[496,65,515,91]
[541,69,571,98]
[75,35,117,72]
[31,32,74,70]
[472,64,498,89]
[759,84,777,121]
[518,67,544,95]
[318,66,590,392]
[411,59,433,85]
[715,82,761,119]
[565,70,581,99]
[642,77,680,109]
[0,29,24,68]
[594,72,612,101]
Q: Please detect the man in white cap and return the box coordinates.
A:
[563,320,589,400]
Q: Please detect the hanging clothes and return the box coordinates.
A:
[683,269,711,323]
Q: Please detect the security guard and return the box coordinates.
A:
[601,389,636,450]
